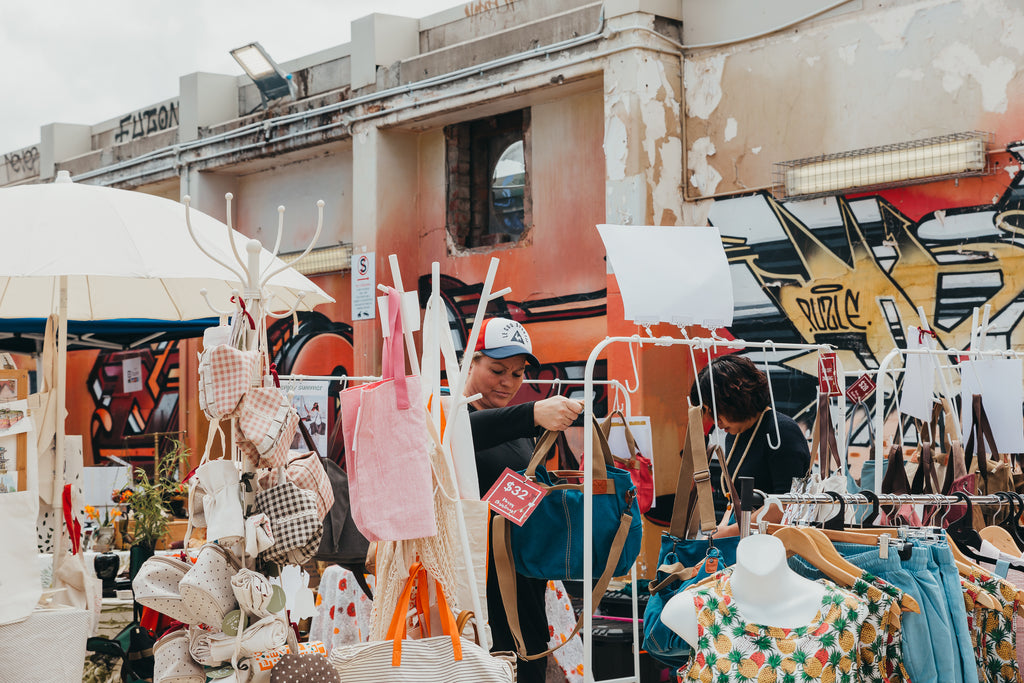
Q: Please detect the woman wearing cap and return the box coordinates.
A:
[466,317,583,682]
[690,355,809,535]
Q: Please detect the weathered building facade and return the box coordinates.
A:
[5,0,1024,571]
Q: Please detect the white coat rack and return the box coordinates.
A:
[869,303,1024,494]
[376,254,489,646]
[580,333,838,683]
[185,192,325,329]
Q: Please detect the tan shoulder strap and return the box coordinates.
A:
[492,513,632,660]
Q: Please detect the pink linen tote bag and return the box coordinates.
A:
[339,287,436,542]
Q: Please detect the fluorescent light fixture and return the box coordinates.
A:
[230,41,295,106]
[773,131,993,200]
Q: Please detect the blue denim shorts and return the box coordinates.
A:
[926,542,980,683]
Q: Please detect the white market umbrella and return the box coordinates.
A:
[0,171,335,502]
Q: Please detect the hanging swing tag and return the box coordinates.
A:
[818,352,842,397]
[846,373,876,404]
[483,468,546,526]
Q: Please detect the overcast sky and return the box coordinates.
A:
[0,0,457,153]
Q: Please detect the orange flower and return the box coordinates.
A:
[110,508,123,519]
[85,505,99,521]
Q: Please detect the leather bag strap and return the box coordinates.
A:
[673,404,711,538]
[492,512,632,660]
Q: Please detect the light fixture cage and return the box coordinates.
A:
[772,131,995,200]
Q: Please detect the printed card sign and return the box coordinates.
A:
[846,374,876,404]
[817,352,842,397]
[122,357,143,393]
[482,468,546,526]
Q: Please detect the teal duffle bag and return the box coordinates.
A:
[508,423,642,581]
[492,421,643,660]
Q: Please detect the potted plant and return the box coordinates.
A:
[125,440,191,551]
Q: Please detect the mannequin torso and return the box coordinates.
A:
[660,534,827,646]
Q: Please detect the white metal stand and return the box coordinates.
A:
[581,334,836,682]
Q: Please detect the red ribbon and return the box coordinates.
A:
[269,362,281,388]
[918,328,937,344]
[62,484,82,555]
[231,295,256,330]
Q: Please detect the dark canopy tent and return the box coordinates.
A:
[0,317,217,353]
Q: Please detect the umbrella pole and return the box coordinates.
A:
[53,275,67,505]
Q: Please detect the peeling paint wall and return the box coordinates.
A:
[683,0,1024,198]
[605,49,684,225]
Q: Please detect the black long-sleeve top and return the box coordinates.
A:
[468,402,540,494]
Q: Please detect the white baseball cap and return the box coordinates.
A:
[475,317,539,367]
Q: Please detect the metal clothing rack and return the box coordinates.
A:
[521,377,634,417]
[870,344,1024,493]
[753,490,1013,507]
[580,333,838,683]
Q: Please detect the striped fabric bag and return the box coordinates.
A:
[328,562,515,681]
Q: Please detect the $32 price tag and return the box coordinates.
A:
[482,468,547,526]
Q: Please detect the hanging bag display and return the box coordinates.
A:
[642,402,741,669]
[965,394,1013,525]
[198,339,261,422]
[491,420,642,660]
[600,409,655,513]
[503,419,641,581]
[258,449,335,523]
[235,386,300,470]
[328,561,516,681]
[153,629,205,683]
[179,542,243,628]
[133,555,195,624]
[338,286,436,542]
[254,467,324,567]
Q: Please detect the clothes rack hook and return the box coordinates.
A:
[762,340,782,450]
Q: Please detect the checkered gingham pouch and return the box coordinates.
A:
[254,471,323,567]
[235,387,300,469]
[198,344,261,420]
[258,451,335,522]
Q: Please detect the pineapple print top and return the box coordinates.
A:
[682,568,871,683]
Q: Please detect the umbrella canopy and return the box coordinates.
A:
[0,172,334,504]
[0,173,333,319]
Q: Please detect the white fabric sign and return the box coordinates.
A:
[597,224,734,327]
[898,327,937,422]
[960,358,1024,453]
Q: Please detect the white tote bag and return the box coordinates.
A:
[0,402,41,625]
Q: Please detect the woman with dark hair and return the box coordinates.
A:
[689,355,810,535]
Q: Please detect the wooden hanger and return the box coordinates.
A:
[762,523,920,613]
[771,526,861,588]
[980,525,1021,556]
[800,526,920,614]
[946,535,1021,613]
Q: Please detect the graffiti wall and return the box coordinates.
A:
[708,142,1024,421]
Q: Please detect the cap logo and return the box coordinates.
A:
[505,325,527,345]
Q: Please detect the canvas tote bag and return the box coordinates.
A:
[328,562,515,682]
[0,404,41,625]
[339,287,436,542]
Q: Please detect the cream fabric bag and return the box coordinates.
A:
[0,403,40,625]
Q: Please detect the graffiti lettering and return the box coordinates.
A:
[4,146,39,175]
[796,286,866,332]
[114,102,179,143]
[464,0,514,16]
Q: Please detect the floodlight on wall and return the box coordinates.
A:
[230,42,295,107]
[772,131,994,200]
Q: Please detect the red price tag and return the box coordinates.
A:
[817,352,842,397]
[845,373,876,404]
[482,468,547,526]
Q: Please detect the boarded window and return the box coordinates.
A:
[445,109,531,250]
